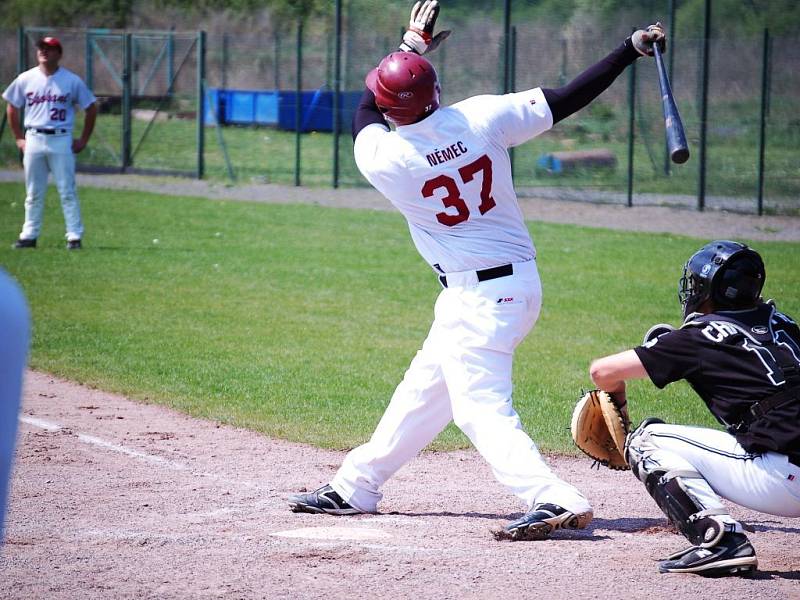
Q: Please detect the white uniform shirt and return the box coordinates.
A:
[2,66,96,132]
[354,87,553,273]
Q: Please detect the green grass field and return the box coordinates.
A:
[1,181,798,453]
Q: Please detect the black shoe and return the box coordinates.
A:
[13,238,36,249]
[498,503,593,541]
[288,484,363,515]
[658,532,757,576]
[67,239,82,250]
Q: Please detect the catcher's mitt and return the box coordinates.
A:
[570,390,631,470]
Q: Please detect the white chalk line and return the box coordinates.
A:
[77,433,187,470]
[21,414,187,471]
[18,415,447,549]
[19,415,62,431]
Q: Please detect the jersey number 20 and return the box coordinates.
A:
[421,154,495,226]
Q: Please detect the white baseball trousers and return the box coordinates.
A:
[630,423,800,531]
[332,259,592,515]
[20,130,83,242]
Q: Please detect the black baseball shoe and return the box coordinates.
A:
[67,239,82,250]
[13,238,36,249]
[496,503,593,541]
[658,532,757,577]
[288,484,363,515]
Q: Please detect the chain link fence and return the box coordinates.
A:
[1,0,798,215]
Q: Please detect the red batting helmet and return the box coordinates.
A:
[366,52,440,126]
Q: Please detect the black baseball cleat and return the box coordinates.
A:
[13,238,36,249]
[498,503,593,541]
[658,532,757,577]
[67,239,82,250]
[288,484,363,515]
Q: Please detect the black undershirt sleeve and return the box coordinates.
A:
[542,38,641,125]
[352,88,389,140]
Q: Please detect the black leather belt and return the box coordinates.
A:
[28,128,68,135]
[438,263,513,288]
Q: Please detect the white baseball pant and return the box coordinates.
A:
[20,130,83,242]
[331,259,592,515]
[629,423,800,531]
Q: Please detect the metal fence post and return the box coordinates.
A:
[168,27,175,96]
[15,27,26,161]
[627,53,636,208]
[85,32,94,90]
[294,18,303,187]
[17,27,26,74]
[503,0,511,94]
[697,0,711,212]
[756,28,769,216]
[333,0,342,189]
[122,33,132,171]
[197,30,206,179]
[221,33,229,90]
[509,25,517,173]
[274,31,281,90]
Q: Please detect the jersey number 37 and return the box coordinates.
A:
[421,154,495,226]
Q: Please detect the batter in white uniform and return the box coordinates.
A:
[3,36,97,250]
[289,1,665,540]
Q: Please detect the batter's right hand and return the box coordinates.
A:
[14,138,25,153]
[631,22,666,56]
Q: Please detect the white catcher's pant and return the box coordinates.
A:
[630,423,800,531]
[332,259,591,515]
[20,130,83,242]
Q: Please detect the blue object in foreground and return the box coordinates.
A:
[0,269,30,543]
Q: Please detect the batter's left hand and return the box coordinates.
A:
[399,0,451,55]
[631,22,666,57]
[72,139,88,153]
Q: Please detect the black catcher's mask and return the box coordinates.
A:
[678,240,765,319]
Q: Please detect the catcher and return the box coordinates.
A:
[584,241,800,577]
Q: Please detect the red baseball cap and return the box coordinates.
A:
[36,37,63,52]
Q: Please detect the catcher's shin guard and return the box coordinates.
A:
[626,420,728,548]
[644,469,728,547]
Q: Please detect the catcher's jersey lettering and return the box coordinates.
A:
[425,141,468,166]
[700,321,739,342]
[741,339,783,385]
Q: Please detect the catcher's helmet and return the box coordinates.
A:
[366,52,440,126]
[678,240,765,318]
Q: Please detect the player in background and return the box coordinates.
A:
[590,240,800,576]
[0,270,31,543]
[290,1,665,540]
[3,36,97,250]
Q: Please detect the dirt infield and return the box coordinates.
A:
[2,172,799,597]
[2,372,799,599]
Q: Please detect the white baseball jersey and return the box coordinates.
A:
[2,66,96,131]
[354,87,552,273]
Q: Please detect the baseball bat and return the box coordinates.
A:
[652,43,689,164]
